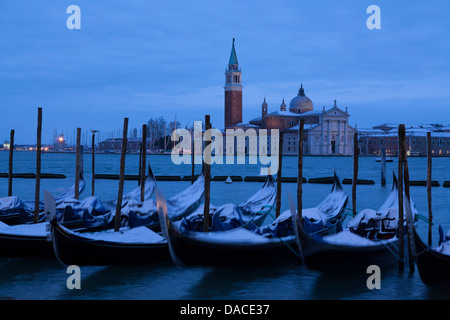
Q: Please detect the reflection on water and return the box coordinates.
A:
[1,153,450,299]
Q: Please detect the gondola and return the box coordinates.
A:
[51,173,275,266]
[0,171,86,226]
[177,174,276,233]
[51,219,170,266]
[50,173,205,265]
[161,173,348,266]
[0,220,55,257]
[298,173,417,270]
[0,167,155,259]
[124,168,205,230]
[58,165,157,229]
[77,166,204,230]
[412,225,450,286]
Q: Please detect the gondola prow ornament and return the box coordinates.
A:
[156,187,184,266]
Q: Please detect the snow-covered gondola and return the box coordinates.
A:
[51,173,275,266]
[0,171,86,226]
[51,220,169,266]
[298,173,417,270]
[178,174,276,234]
[413,226,450,286]
[0,220,54,258]
[0,167,155,259]
[77,166,204,230]
[49,173,205,265]
[58,165,157,229]
[161,174,347,266]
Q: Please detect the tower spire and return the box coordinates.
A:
[229,38,239,65]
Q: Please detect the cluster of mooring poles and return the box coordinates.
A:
[5,111,435,248]
[7,109,150,233]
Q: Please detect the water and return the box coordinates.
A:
[1,151,450,300]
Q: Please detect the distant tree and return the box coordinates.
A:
[130,127,138,138]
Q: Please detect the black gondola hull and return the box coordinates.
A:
[297,225,408,271]
[168,224,299,266]
[52,220,170,266]
[0,233,53,258]
[413,229,450,286]
[164,174,348,266]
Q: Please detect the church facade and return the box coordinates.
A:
[223,39,356,156]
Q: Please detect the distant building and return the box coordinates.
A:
[222,39,356,156]
[358,125,450,157]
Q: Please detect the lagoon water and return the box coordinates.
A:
[1,151,450,300]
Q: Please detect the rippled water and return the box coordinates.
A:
[1,151,450,300]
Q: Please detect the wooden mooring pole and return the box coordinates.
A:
[34,108,42,223]
[203,115,211,232]
[400,125,414,273]
[191,134,195,185]
[91,131,96,196]
[381,147,386,186]
[427,132,433,246]
[352,131,359,216]
[115,117,129,232]
[75,128,81,200]
[138,143,142,185]
[276,131,284,218]
[8,129,15,196]
[398,124,405,272]
[297,120,304,228]
[141,124,147,202]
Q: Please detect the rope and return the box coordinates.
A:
[254,210,304,259]
[379,239,403,262]
[280,236,304,259]
[340,208,356,216]
[417,214,434,226]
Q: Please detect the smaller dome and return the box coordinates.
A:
[289,84,313,114]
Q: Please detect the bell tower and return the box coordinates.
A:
[224,38,243,128]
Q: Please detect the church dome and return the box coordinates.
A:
[289,84,313,113]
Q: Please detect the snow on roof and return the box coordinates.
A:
[286,123,319,131]
[266,110,301,117]
[360,128,450,138]
[249,116,262,123]
[234,122,260,128]
[297,110,323,117]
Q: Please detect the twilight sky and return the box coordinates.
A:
[1,0,450,144]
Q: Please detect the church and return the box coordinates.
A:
[223,39,356,156]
